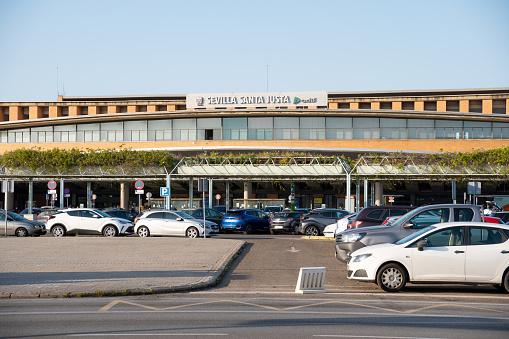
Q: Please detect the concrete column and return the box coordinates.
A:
[9,106,23,121]
[87,182,92,208]
[208,179,213,208]
[346,174,351,212]
[459,100,469,113]
[374,182,383,206]
[166,175,172,210]
[120,183,129,209]
[437,100,447,112]
[29,106,43,119]
[226,182,230,210]
[392,102,402,110]
[371,102,380,109]
[356,178,361,212]
[60,179,65,209]
[243,181,252,208]
[189,178,194,208]
[482,99,493,113]
[364,179,368,208]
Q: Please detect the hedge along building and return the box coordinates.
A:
[1,88,509,212]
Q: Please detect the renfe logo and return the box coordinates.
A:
[293,97,301,105]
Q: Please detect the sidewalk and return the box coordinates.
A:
[0,237,245,298]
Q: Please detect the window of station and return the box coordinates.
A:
[81,106,88,115]
[173,118,196,141]
[381,118,406,139]
[148,119,172,141]
[61,107,69,117]
[124,120,148,141]
[248,117,273,140]
[119,106,128,113]
[408,119,434,139]
[353,118,379,139]
[8,128,30,143]
[326,117,352,139]
[300,117,325,140]
[446,101,460,112]
[338,103,350,109]
[99,106,108,114]
[197,118,221,140]
[55,124,77,142]
[42,107,50,118]
[359,102,371,109]
[424,101,437,111]
[77,123,99,142]
[0,131,7,143]
[380,102,392,110]
[274,117,299,140]
[493,100,506,114]
[469,100,482,113]
[464,121,491,139]
[138,106,147,112]
[223,117,247,140]
[101,122,123,141]
[435,120,463,139]
[158,105,167,111]
[31,126,53,143]
[23,107,29,120]
[402,102,414,110]
[493,122,509,139]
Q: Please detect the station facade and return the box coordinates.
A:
[1,88,509,211]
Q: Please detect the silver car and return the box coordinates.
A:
[0,211,46,237]
[134,210,219,238]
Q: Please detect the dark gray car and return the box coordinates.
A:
[269,211,306,235]
[298,208,350,236]
[335,204,483,263]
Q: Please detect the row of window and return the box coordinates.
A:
[2,117,509,143]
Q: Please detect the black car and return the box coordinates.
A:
[348,205,416,229]
[269,211,306,235]
[490,211,509,223]
[297,208,350,236]
[182,208,225,231]
[102,208,136,222]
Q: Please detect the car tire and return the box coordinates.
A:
[137,226,150,237]
[293,225,300,235]
[186,226,199,238]
[503,270,509,293]
[15,228,28,237]
[377,263,407,292]
[270,229,277,235]
[51,225,66,237]
[244,224,253,235]
[305,225,320,236]
[102,225,118,237]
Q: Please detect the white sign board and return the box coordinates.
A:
[187,91,328,109]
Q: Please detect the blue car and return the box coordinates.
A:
[221,209,270,234]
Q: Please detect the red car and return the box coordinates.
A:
[482,215,504,224]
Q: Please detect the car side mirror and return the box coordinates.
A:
[417,240,427,251]
[176,217,184,221]
[403,222,413,229]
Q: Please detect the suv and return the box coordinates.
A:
[182,208,224,231]
[335,204,483,263]
[221,209,270,234]
[47,208,135,237]
[298,208,350,236]
[348,205,415,229]
[134,210,218,238]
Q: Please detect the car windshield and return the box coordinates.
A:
[395,225,436,245]
[274,212,300,218]
[389,206,427,227]
[174,211,195,219]
[7,211,27,221]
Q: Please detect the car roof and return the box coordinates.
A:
[430,221,509,230]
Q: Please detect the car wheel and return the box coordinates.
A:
[377,263,407,292]
[15,228,28,237]
[503,270,509,293]
[186,227,199,238]
[293,225,300,235]
[51,225,66,237]
[244,224,253,235]
[305,225,320,236]
[137,226,150,237]
[102,225,118,237]
[270,229,276,235]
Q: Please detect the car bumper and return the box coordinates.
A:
[28,228,47,236]
[119,224,135,235]
[347,257,377,282]
[334,241,366,263]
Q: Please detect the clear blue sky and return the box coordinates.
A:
[1,0,508,102]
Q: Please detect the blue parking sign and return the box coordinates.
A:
[160,187,170,197]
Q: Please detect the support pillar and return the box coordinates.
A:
[120,183,129,209]
[208,179,213,208]
[374,181,383,206]
[364,179,368,208]
[86,182,92,208]
[166,175,172,210]
[355,178,361,212]
[28,178,33,213]
[346,173,351,212]
[243,181,252,208]
[189,178,194,208]
[60,178,65,209]
[225,182,230,210]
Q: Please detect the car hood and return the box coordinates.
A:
[22,219,46,227]
[338,224,390,236]
[188,219,217,227]
[351,242,396,257]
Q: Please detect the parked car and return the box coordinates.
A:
[221,209,270,234]
[489,212,509,223]
[482,215,504,224]
[134,210,218,238]
[335,204,483,263]
[182,208,224,231]
[348,206,416,229]
[269,211,306,235]
[347,222,509,293]
[36,209,59,224]
[46,208,135,237]
[297,208,350,236]
[212,205,228,214]
[323,213,358,238]
[264,205,283,217]
[19,207,42,218]
[0,211,46,237]
[102,208,136,222]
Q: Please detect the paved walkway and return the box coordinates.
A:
[0,237,245,298]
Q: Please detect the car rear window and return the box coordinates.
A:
[365,209,385,220]
[389,209,410,217]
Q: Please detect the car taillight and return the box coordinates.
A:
[235,217,244,220]
[352,221,363,228]
[382,217,390,225]
[48,215,56,220]
[287,218,293,222]
[301,216,308,221]
[134,218,140,223]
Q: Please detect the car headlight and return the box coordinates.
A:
[352,253,371,263]
[342,232,366,243]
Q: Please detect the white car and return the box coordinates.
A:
[323,213,358,238]
[134,210,219,238]
[46,208,134,237]
[347,222,509,292]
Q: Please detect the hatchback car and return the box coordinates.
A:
[221,209,270,234]
[134,210,218,238]
[46,208,134,237]
[269,211,305,235]
[347,222,509,293]
[348,206,415,229]
[298,208,350,236]
[102,208,136,222]
[323,213,358,238]
[0,211,46,237]
[181,208,224,231]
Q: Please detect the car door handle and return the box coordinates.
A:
[502,250,509,254]
[455,250,464,254]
